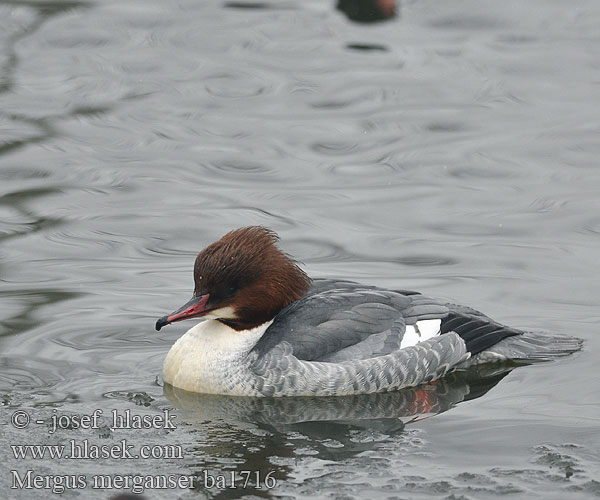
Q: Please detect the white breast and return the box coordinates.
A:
[162,319,272,395]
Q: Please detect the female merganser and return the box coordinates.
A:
[156,226,581,397]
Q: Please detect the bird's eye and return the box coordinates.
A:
[228,286,237,295]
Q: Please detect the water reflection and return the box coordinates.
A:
[167,365,511,430]
[0,288,80,337]
[0,0,97,160]
[337,0,397,23]
[165,366,512,498]
[222,0,398,23]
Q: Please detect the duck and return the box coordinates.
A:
[155,226,581,397]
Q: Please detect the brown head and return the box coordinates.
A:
[155,226,311,331]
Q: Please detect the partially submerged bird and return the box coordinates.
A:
[156,226,581,397]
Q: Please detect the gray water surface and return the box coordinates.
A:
[1,0,599,499]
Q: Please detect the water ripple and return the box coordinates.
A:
[204,71,270,99]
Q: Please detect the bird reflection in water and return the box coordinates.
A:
[164,364,516,495]
[166,364,514,433]
[336,0,397,23]
[223,0,397,23]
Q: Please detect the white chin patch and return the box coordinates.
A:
[204,306,237,321]
[400,319,441,348]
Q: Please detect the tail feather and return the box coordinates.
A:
[459,331,583,367]
[489,331,583,360]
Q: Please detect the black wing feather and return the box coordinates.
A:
[441,309,522,355]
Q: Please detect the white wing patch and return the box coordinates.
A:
[400,319,441,349]
[417,319,441,340]
[400,325,420,349]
